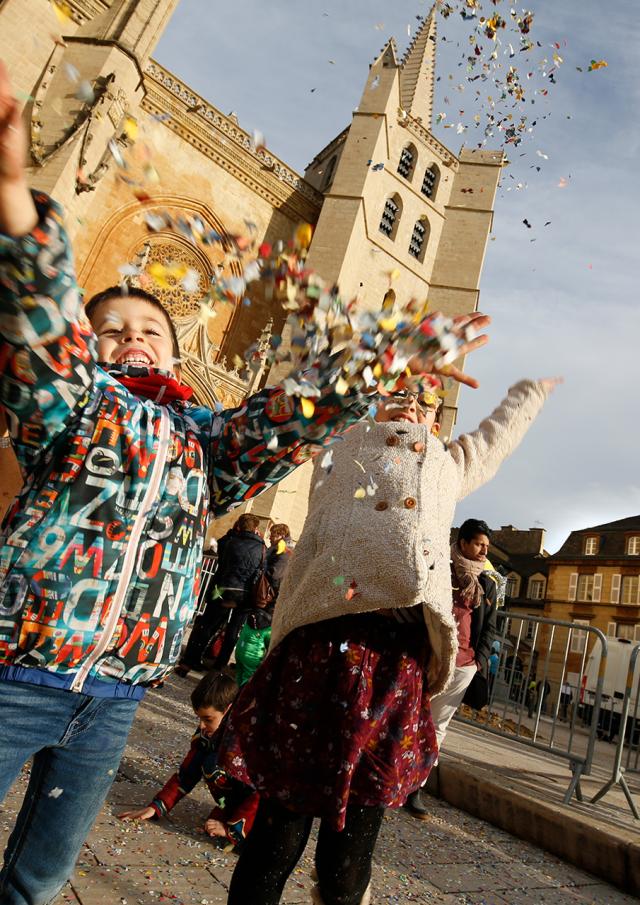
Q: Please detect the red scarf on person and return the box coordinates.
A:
[103,364,194,405]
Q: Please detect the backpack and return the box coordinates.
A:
[251,547,276,609]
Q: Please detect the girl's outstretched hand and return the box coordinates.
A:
[0,60,37,235]
[540,377,563,394]
[408,312,491,389]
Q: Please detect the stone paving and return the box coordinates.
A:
[1,674,637,905]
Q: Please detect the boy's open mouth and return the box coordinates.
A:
[116,349,154,366]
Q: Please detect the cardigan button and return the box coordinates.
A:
[385,435,400,447]
[412,441,425,453]
[375,501,389,511]
[404,497,417,509]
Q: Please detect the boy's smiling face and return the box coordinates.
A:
[90,296,178,375]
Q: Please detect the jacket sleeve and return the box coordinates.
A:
[475,575,498,671]
[0,192,96,475]
[149,735,203,817]
[207,771,260,846]
[207,377,370,517]
[447,380,548,502]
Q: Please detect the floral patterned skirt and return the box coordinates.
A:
[218,612,437,831]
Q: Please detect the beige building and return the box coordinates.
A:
[0,0,502,538]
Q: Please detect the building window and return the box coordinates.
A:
[627,536,640,556]
[408,218,429,262]
[577,574,595,602]
[617,624,636,641]
[421,164,439,199]
[606,622,617,638]
[528,578,545,600]
[621,576,640,606]
[379,196,402,239]
[525,620,536,642]
[397,145,416,180]
[505,576,520,598]
[584,537,599,555]
[570,619,590,654]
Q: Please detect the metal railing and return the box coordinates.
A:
[591,643,640,818]
[195,554,218,617]
[454,612,608,805]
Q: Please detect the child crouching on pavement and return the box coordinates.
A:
[119,671,258,849]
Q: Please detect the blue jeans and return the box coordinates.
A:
[0,682,139,905]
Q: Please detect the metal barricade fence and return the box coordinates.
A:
[194,554,217,617]
[591,642,640,818]
[454,612,608,805]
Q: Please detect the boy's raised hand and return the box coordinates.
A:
[0,60,37,236]
[117,806,156,821]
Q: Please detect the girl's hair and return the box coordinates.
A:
[190,670,238,713]
[85,285,180,359]
[270,523,290,543]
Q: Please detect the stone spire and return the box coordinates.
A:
[399,5,437,126]
[74,0,181,63]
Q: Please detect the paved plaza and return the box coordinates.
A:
[1,674,637,905]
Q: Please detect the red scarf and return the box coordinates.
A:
[116,371,194,405]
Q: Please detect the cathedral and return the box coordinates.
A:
[0,0,502,538]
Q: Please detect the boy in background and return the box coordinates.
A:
[119,671,257,849]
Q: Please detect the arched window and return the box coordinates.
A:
[382,289,396,310]
[379,194,402,240]
[322,155,337,191]
[397,143,417,181]
[421,163,440,200]
[408,217,429,262]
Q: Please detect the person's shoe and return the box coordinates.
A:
[173,664,191,678]
[404,788,430,820]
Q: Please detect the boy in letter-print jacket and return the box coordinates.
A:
[0,62,371,905]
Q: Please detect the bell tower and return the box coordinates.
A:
[23,0,181,235]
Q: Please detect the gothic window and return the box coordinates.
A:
[408,217,429,262]
[323,155,338,191]
[131,240,210,318]
[382,289,396,310]
[379,195,402,240]
[397,144,417,181]
[421,163,440,199]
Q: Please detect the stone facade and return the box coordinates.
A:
[1,1,502,540]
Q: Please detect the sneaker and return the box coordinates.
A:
[404,788,430,820]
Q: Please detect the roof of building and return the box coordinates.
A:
[550,515,640,560]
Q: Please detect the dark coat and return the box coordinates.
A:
[469,572,498,672]
[212,530,266,607]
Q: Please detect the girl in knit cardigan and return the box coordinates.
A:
[219,369,559,905]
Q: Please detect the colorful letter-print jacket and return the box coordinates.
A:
[150,725,258,847]
[0,193,368,698]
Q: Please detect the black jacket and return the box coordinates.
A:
[469,572,498,672]
[212,530,266,606]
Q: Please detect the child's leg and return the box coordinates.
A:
[227,798,313,905]
[0,685,138,905]
[314,804,384,905]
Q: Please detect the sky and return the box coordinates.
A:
[156,0,640,553]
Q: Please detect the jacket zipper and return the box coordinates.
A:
[70,409,171,693]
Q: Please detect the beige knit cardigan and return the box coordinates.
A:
[270,380,548,694]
